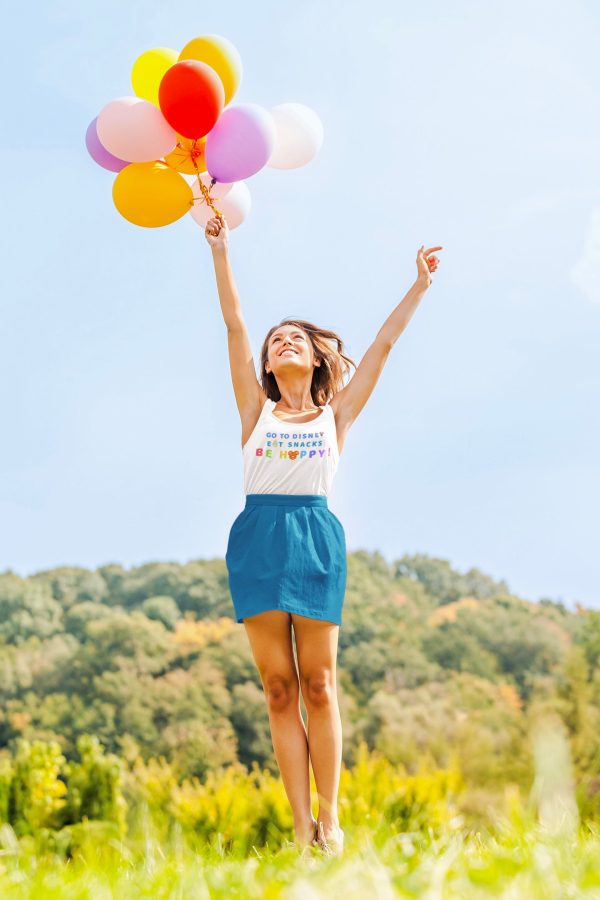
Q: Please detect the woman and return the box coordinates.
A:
[205,213,442,855]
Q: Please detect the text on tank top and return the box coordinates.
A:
[242,398,340,496]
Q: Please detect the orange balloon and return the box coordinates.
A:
[113,162,193,228]
[164,134,207,175]
[179,35,242,106]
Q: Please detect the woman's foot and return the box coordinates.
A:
[294,816,318,850]
[316,820,345,857]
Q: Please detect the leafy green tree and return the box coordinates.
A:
[108,561,230,619]
[539,597,568,615]
[393,554,509,606]
[150,660,237,778]
[77,611,172,677]
[142,595,181,629]
[342,641,389,691]
[576,610,600,672]
[555,646,600,773]
[96,563,128,606]
[31,567,108,609]
[382,644,441,691]
[454,602,566,697]
[206,630,262,692]
[422,622,499,679]
[362,674,530,787]
[8,692,111,755]
[64,601,114,639]
[0,575,63,643]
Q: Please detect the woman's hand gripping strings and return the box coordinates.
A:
[416,244,443,288]
[205,214,230,253]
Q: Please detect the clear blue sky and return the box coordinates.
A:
[1,0,599,609]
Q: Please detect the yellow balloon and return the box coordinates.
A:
[178,35,242,105]
[131,47,179,105]
[164,134,207,175]
[113,162,193,228]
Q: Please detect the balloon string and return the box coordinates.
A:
[188,141,224,224]
[195,173,224,224]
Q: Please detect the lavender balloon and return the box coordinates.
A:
[205,103,276,183]
[85,117,128,172]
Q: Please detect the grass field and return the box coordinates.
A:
[1,814,599,898]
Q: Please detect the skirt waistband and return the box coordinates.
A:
[245,493,328,508]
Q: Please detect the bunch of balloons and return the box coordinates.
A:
[86,35,324,229]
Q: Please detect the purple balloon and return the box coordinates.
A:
[85,117,128,172]
[205,103,276,183]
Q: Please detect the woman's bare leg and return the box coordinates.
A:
[292,614,342,839]
[243,610,315,844]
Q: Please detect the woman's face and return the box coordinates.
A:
[265,325,317,377]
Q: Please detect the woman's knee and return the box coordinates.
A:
[301,669,335,709]
[243,611,298,713]
[263,672,300,713]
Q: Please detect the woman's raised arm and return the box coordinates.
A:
[332,245,443,432]
[205,215,265,437]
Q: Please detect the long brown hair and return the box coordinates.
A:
[259,318,357,406]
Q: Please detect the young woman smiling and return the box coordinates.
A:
[205,213,442,855]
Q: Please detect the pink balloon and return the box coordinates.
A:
[205,103,275,183]
[85,117,128,172]
[190,180,251,229]
[97,97,177,163]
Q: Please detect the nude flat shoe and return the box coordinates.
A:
[297,817,319,856]
[316,820,345,857]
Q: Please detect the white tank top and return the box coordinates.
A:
[242,398,340,496]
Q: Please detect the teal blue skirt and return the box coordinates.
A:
[225,494,347,625]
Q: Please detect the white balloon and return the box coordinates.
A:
[267,103,324,169]
[190,180,251,229]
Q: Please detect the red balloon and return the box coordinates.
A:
[158,60,224,139]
